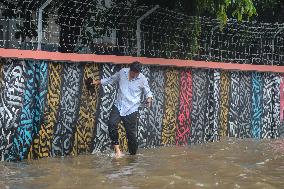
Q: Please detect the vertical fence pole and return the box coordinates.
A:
[209,25,220,61]
[37,0,53,50]
[136,5,159,57]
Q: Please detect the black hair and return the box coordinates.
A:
[129,61,141,73]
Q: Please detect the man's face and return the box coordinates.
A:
[129,70,139,79]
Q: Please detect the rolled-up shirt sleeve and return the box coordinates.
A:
[101,71,120,85]
[142,77,153,98]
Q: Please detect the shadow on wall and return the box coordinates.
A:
[0,58,283,161]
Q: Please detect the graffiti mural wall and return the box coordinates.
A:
[0,58,283,161]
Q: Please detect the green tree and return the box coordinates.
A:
[117,0,257,24]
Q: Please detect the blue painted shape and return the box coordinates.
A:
[251,72,263,139]
[33,61,49,135]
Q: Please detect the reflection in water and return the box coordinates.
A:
[1,138,284,189]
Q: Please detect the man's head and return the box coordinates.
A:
[129,61,141,79]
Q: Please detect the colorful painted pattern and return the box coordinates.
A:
[161,68,180,145]
[0,58,283,161]
[219,71,230,137]
[8,61,36,161]
[28,61,49,159]
[72,63,100,155]
[1,60,26,161]
[118,122,128,152]
[176,69,192,145]
[32,62,63,158]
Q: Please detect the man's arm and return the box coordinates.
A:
[93,71,120,86]
[142,77,153,108]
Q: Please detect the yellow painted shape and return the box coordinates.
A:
[220,71,230,137]
[118,122,128,152]
[71,63,100,156]
[161,68,180,145]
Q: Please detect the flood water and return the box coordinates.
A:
[1,138,284,189]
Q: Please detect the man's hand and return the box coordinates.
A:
[146,97,152,108]
[85,77,100,94]
[92,80,101,85]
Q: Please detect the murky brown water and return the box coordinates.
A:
[1,138,284,189]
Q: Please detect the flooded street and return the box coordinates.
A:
[1,138,284,189]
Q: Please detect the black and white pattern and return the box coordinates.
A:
[190,69,208,144]
[146,67,165,147]
[204,69,214,142]
[261,73,274,139]
[137,65,151,148]
[0,59,26,161]
[238,72,252,138]
[213,70,221,141]
[93,64,119,152]
[228,72,240,137]
[272,74,280,138]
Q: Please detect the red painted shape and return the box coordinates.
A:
[280,74,284,122]
[1,48,284,73]
[176,70,192,145]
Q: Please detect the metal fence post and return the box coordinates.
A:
[37,0,53,50]
[136,5,159,57]
[209,25,220,61]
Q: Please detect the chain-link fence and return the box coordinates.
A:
[0,1,284,65]
[199,19,284,65]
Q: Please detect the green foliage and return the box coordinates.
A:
[133,0,257,24]
[196,0,256,24]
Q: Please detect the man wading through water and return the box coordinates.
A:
[89,61,153,158]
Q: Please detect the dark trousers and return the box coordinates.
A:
[108,106,139,155]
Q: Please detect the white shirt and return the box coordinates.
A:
[101,68,153,116]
